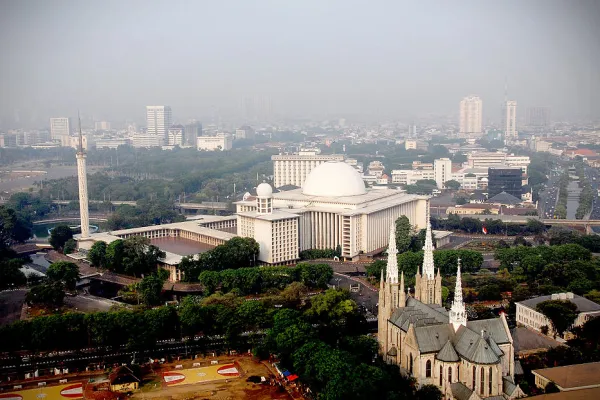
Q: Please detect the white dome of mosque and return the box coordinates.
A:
[256,182,273,197]
[302,161,367,197]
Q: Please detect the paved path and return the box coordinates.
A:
[0,289,27,326]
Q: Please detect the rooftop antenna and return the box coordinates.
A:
[77,110,84,154]
[504,76,508,103]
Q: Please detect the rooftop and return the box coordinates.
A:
[532,362,600,390]
[526,387,600,399]
[518,294,600,313]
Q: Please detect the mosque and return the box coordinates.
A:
[235,161,429,263]
[378,219,524,400]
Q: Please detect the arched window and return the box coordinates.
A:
[489,367,493,394]
[457,365,460,381]
[472,366,476,390]
[426,360,432,378]
[448,366,452,383]
[439,365,443,386]
[409,354,413,374]
[480,367,485,395]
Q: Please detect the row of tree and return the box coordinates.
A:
[0,205,34,289]
[176,237,260,281]
[431,215,546,236]
[87,236,165,277]
[299,247,341,260]
[495,243,599,296]
[199,263,333,295]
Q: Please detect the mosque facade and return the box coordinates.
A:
[235,161,429,263]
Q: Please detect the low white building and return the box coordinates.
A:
[197,134,232,151]
[132,134,164,148]
[391,169,435,185]
[96,138,130,149]
[516,292,600,338]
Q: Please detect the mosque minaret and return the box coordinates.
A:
[76,117,90,239]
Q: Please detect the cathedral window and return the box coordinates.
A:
[457,365,460,381]
[489,367,493,394]
[480,367,485,395]
[448,366,452,383]
[439,365,443,386]
[426,360,431,378]
[409,354,413,374]
[472,366,476,390]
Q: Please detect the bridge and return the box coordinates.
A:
[50,200,229,211]
[541,219,600,226]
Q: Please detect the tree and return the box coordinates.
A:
[63,239,77,255]
[444,180,461,190]
[0,205,32,244]
[536,300,578,337]
[26,281,65,306]
[47,261,80,290]
[0,258,27,289]
[526,219,546,235]
[416,385,443,400]
[366,259,386,280]
[137,269,169,306]
[395,216,413,254]
[106,239,125,271]
[49,225,74,251]
[87,241,108,268]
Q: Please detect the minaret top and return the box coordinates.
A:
[421,218,435,279]
[386,223,399,284]
[450,258,467,330]
[77,113,84,155]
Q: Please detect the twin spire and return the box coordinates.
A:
[421,219,436,279]
[386,222,399,284]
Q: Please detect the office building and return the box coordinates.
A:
[434,158,452,189]
[526,107,550,127]
[184,121,202,147]
[272,151,345,188]
[146,106,172,140]
[516,292,600,338]
[488,167,522,198]
[236,162,429,262]
[197,134,232,151]
[391,169,435,185]
[235,125,255,140]
[459,96,483,136]
[502,101,518,141]
[95,121,111,131]
[167,125,184,146]
[132,134,164,148]
[379,223,522,399]
[50,117,71,141]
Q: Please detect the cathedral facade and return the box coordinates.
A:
[378,221,524,400]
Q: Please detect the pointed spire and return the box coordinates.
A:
[450,258,467,330]
[399,271,406,307]
[386,223,399,284]
[421,217,435,279]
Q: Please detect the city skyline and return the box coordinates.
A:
[1,0,599,128]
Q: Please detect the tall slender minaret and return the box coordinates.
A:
[76,115,90,239]
[450,258,467,331]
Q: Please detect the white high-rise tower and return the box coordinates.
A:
[502,100,518,142]
[76,116,90,239]
[459,95,483,137]
[450,258,467,330]
[146,106,172,142]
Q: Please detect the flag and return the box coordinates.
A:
[482,227,488,234]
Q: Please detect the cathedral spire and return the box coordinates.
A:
[421,218,435,279]
[386,223,399,284]
[450,258,467,330]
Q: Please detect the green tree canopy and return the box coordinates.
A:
[49,225,74,251]
[536,300,578,337]
[46,261,80,290]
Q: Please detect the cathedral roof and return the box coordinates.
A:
[450,382,473,400]
[414,324,455,354]
[390,297,449,332]
[453,326,501,365]
[436,340,460,362]
[467,318,511,344]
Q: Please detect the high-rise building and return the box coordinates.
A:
[167,125,184,146]
[434,158,452,189]
[146,106,172,142]
[50,117,71,141]
[272,151,345,188]
[235,125,255,140]
[502,100,518,141]
[94,121,111,131]
[488,167,522,198]
[459,96,483,136]
[526,107,551,127]
[184,121,202,147]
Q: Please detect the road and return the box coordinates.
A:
[0,289,26,326]
[330,274,378,318]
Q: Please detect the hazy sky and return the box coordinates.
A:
[1,0,598,126]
